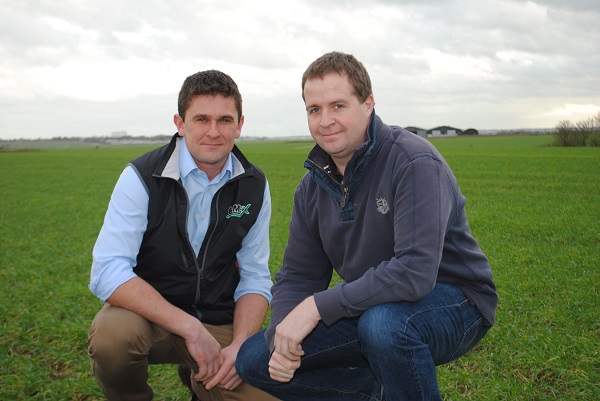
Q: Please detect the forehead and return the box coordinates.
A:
[185,94,238,119]
[303,72,355,104]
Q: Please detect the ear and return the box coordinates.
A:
[364,94,375,114]
[174,114,185,136]
[235,115,244,139]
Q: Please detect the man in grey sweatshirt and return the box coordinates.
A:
[236,51,497,401]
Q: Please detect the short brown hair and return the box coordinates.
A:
[178,70,242,121]
[301,51,372,102]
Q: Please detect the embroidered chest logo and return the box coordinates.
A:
[226,203,252,219]
[376,197,390,214]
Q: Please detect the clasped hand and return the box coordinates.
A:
[269,296,321,382]
[186,327,243,391]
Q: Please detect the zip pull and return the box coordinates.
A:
[341,186,349,207]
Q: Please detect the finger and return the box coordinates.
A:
[268,365,294,383]
[194,361,218,384]
[219,375,242,390]
[288,343,305,357]
[271,350,301,369]
[268,354,298,382]
[193,365,208,383]
[206,359,221,379]
[218,369,237,387]
[204,364,228,390]
[274,335,289,357]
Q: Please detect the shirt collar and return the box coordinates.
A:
[179,137,233,181]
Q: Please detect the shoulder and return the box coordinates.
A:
[376,124,443,167]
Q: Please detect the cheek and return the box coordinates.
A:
[307,117,319,133]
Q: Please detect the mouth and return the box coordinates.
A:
[321,131,342,138]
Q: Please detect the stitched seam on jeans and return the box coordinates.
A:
[282,379,377,400]
[300,339,362,362]
[449,317,483,361]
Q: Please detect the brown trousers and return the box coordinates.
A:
[88,303,278,401]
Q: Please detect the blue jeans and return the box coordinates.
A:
[236,283,489,400]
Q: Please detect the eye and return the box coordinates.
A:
[335,104,344,109]
[308,107,320,114]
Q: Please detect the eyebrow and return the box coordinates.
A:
[305,99,345,111]
[192,113,236,120]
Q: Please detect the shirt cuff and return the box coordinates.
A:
[313,284,347,326]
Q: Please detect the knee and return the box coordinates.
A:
[359,305,392,349]
[234,344,251,381]
[358,303,416,352]
[235,331,269,383]
[88,306,150,367]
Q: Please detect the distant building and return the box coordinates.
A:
[427,126,463,137]
[404,126,428,138]
[404,125,478,138]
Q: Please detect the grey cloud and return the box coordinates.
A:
[1,0,598,139]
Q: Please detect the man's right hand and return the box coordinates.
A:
[106,278,223,384]
[184,322,222,383]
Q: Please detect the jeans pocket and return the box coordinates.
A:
[449,317,488,362]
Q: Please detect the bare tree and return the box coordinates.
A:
[575,116,595,146]
[554,120,577,146]
[589,111,600,147]
[554,113,600,147]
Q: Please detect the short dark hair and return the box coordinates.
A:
[178,70,242,121]
[301,51,372,102]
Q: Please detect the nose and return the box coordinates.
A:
[206,121,220,137]
[319,110,335,128]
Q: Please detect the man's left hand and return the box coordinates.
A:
[202,344,242,391]
[270,296,321,381]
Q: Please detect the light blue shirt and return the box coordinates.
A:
[89,138,273,304]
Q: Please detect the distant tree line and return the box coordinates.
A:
[554,112,600,147]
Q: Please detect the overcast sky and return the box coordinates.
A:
[1,0,599,140]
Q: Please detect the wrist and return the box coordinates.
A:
[304,296,321,322]
[179,316,207,341]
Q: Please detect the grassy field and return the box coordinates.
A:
[0,135,598,400]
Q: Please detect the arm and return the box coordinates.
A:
[90,166,220,379]
[269,296,320,382]
[107,277,221,380]
[89,166,146,301]
[265,181,333,381]
[266,181,334,351]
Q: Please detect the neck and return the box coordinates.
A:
[196,159,227,182]
[333,161,346,177]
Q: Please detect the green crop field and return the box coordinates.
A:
[0,135,598,400]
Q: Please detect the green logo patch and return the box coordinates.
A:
[226,203,251,219]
